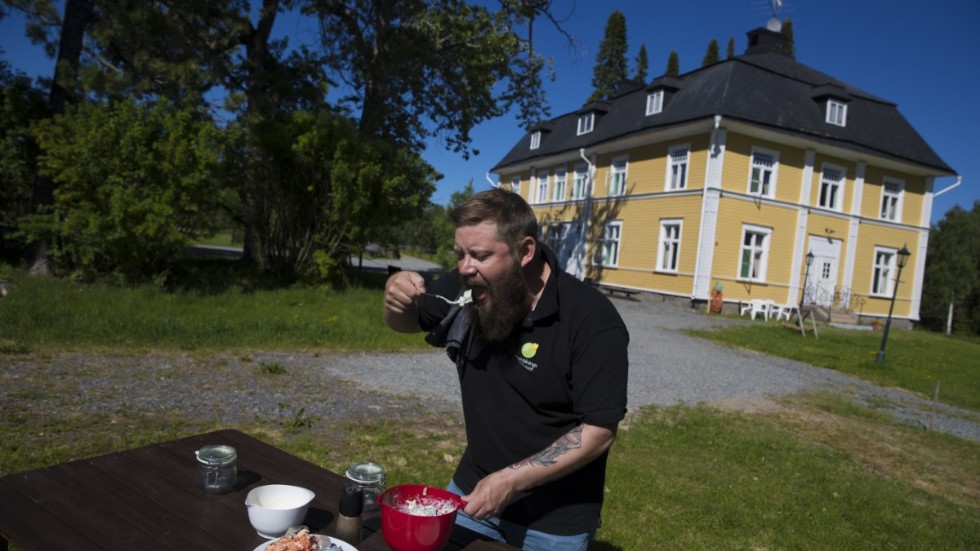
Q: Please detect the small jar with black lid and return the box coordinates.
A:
[194,445,237,494]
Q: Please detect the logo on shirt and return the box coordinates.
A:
[521,342,539,359]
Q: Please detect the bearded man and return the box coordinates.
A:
[383,188,629,551]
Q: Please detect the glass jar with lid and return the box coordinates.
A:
[344,461,386,511]
[195,445,237,494]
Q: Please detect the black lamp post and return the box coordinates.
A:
[799,251,814,313]
[875,245,911,364]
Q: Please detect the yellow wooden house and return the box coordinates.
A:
[490,28,957,323]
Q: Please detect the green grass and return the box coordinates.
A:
[0,268,425,353]
[689,323,980,411]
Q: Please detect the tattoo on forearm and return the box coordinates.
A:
[511,425,584,469]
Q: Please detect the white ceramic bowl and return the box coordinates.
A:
[245,484,315,538]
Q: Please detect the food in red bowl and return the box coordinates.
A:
[377,484,465,551]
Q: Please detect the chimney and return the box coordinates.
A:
[745,27,788,56]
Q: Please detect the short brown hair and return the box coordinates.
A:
[450,187,538,251]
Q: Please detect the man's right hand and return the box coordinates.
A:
[383,270,426,333]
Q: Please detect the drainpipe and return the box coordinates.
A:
[578,148,595,281]
[486,172,499,189]
[934,175,962,198]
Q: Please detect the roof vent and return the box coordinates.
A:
[745,27,788,56]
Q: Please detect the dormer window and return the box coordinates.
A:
[529,131,541,150]
[826,99,847,126]
[646,90,664,115]
[577,113,595,135]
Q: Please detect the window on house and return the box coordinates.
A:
[657,220,682,273]
[534,171,549,204]
[608,157,628,197]
[738,225,771,281]
[872,247,897,296]
[880,178,904,222]
[666,145,689,191]
[599,222,622,267]
[577,113,594,135]
[818,164,845,211]
[749,148,778,197]
[552,168,567,202]
[510,175,521,197]
[826,99,847,126]
[529,131,541,150]
[572,163,588,200]
[646,90,664,115]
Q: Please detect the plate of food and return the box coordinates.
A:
[252,528,357,551]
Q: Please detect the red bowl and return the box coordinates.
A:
[377,484,465,551]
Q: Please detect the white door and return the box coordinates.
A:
[807,236,841,307]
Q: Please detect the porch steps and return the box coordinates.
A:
[808,306,860,325]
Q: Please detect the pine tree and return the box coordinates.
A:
[589,10,628,101]
[665,51,680,77]
[702,38,720,67]
[727,37,736,59]
[634,44,649,83]
[781,18,796,59]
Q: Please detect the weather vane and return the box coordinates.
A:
[767,0,784,32]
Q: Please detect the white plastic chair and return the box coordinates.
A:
[740,299,770,320]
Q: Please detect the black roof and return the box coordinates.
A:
[492,30,954,176]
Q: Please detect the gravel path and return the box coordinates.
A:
[3,287,978,443]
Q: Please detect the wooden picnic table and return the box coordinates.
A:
[0,429,514,551]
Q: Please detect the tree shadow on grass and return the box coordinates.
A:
[591,539,624,551]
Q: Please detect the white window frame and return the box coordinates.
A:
[738,224,771,282]
[747,146,779,198]
[665,143,690,191]
[871,247,898,297]
[599,221,622,267]
[577,113,595,135]
[510,175,521,197]
[880,177,905,222]
[608,156,628,197]
[657,219,682,273]
[529,131,541,150]
[571,163,588,200]
[533,171,549,204]
[646,90,664,115]
[826,99,847,126]
[818,162,846,211]
[552,167,567,202]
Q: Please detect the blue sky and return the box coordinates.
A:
[2,1,977,224]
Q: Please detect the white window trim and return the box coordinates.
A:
[529,131,541,150]
[577,113,595,135]
[533,171,549,204]
[598,221,622,267]
[571,163,588,200]
[656,219,683,273]
[826,99,847,127]
[552,167,567,202]
[510,175,521,197]
[738,224,772,282]
[665,143,690,191]
[646,90,664,115]
[818,162,846,211]
[747,146,779,198]
[608,156,628,197]
[880,177,905,222]
[871,246,898,297]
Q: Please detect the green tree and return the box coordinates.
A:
[21,99,223,283]
[702,38,720,67]
[726,36,735,59]
[665,50,679,77]
[780,18,796,59]
[588,10,628,101]
[921,201,980,334]
[634,43,649,83]
[0,62,48,233]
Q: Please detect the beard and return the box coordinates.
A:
[465,259,529,344]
